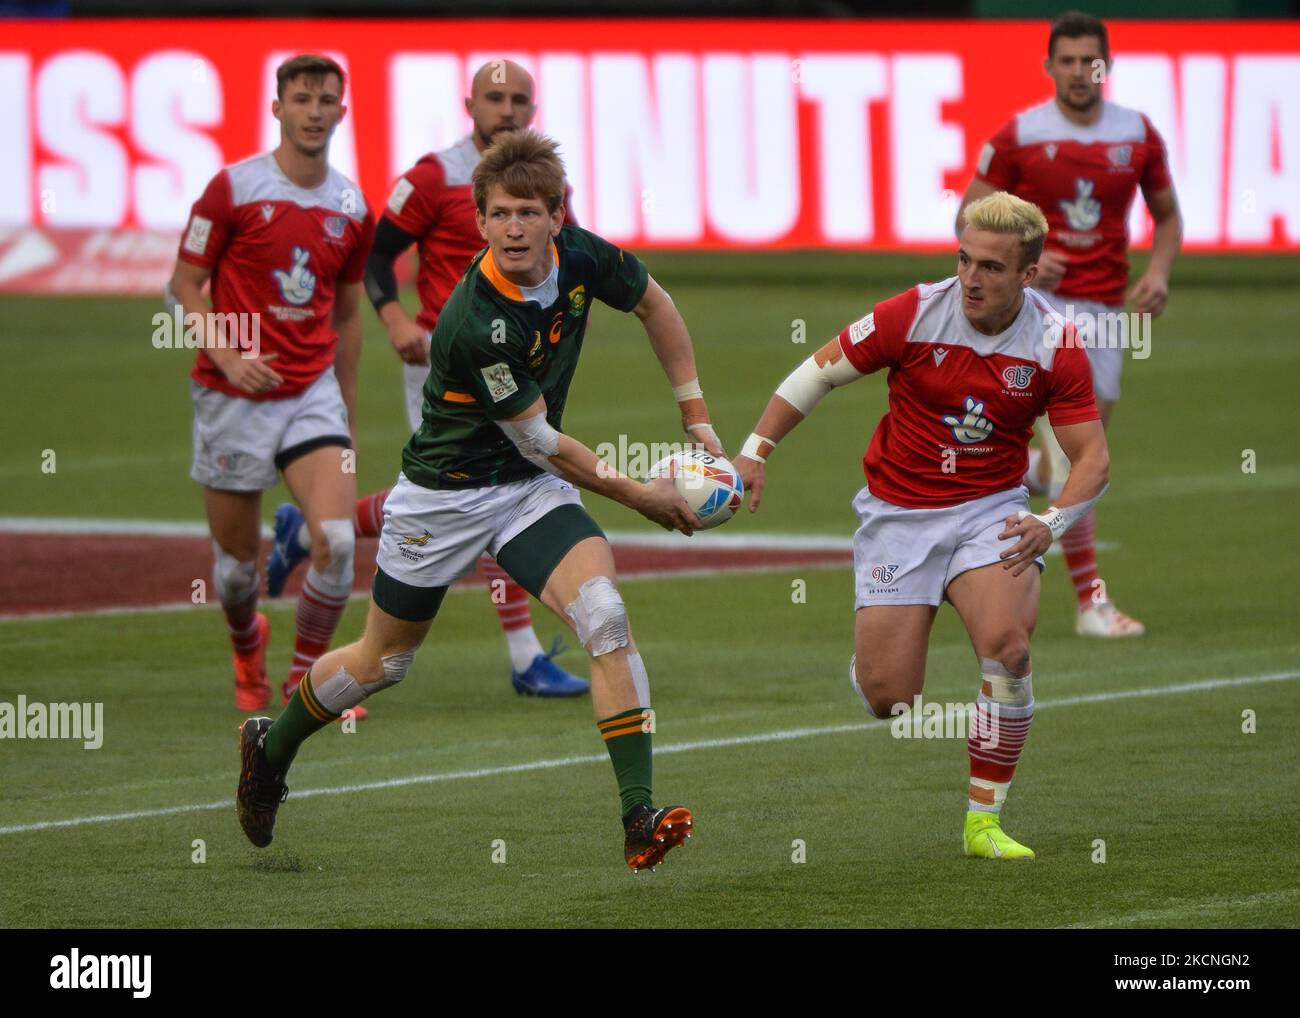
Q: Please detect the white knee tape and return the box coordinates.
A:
[564,576,628,657]
[378,649,415,689]
[316,518,355,591]
[212,542,257,605]
[980,658,1034,706]
[626,651,651,709]
[848,654,882,718]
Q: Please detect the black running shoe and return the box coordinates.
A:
[236,716,288,848]
[623,804,693,871]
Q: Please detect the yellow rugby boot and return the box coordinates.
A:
[964,811,1035,860]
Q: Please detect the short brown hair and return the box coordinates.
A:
[472,130,566,215]
[276,54,346,100]
[1048,11,1110,64]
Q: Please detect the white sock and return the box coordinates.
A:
[505,627,545,673]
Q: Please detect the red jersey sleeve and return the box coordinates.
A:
[340,208,376,284]
[836,287,917,375]
[1046,330,1101,427]
[975,118,1020,191]
[1140,115,1173,195]
[382,156,444,237]
[177,169,234,269]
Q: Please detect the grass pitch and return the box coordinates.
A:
[0,253,1296,928]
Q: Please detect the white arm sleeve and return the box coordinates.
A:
[495,412,562,476]
[773,351,865,416]
[1019,483,1110,542]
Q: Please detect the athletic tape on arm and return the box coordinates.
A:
[495,412,562,476]
[774,351,864,416]
[1018,482,1109,542]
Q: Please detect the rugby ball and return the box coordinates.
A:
[645,449,744,530]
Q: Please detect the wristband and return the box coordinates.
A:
[672,378,704,402]
[741,433,775,463]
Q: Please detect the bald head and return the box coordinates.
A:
[466,60,537,151]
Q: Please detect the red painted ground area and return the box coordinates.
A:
[0,533,850,618]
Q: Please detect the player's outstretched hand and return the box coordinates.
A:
[1034,249,1068,291]
[1127,271,1169,317]
[735,454,764,513]
[221,352,283,395]
[389,319,431,365]
[686,421,726,458]
[998,513,1052,576]
[638,470,704,536]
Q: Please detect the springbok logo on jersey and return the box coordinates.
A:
[871,564,899,584]
[1060,178,1102,231]
[273,247,316,306]
[942,396,994,444]
[1001,365,1036,389]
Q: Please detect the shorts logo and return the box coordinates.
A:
[182,215,212,255]
[388,177,415,215]
[1001,365,1035,389]
[942,396,994,444]
[397,529,434,547]
[273,246,316,306]
[847,312,875,346]
[481,362,519,402]
[323,216,347,239]
[870,564,899,584]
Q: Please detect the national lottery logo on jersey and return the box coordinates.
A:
[870,564,899,584]
[1001,365,1036,390]
[273,247,317,307]
[1060,178,1102,232]
[942,396,995,445]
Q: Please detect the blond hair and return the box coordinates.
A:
[472,130,566,215]
[962,192,1049,268]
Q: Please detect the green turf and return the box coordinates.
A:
[0,253,1297,928]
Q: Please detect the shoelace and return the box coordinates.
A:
[543,634,569,661]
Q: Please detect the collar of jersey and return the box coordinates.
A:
[480,243,560,304]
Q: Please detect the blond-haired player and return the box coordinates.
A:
[737,192,1110,859]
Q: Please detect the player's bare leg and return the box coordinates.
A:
[849,604,937,718]
[946,562,1040,859]
[1048,395,1144,637]
[204,487,271,710]
[280,445,363,713]
[538,535,691,870]
[237,598,433,846]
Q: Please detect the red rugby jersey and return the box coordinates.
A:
[976,99,1172,306]
[383,134,578,331]
[179,153,375,399]
[837,277,1099,509]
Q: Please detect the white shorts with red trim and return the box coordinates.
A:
[189,367,350,491]
[852,484,1044,608]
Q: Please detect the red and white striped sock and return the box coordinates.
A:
[967,669,1034,813]
[482,556,543,672]
[224,591,260,657]
[353,488,391,539]
[286,569,350,691]
[1061,509,1100,610]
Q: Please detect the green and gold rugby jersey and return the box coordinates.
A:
[401,224,649,489]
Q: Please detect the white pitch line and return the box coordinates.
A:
[1,669,1294,837]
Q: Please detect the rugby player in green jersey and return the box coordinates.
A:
[237,130,722,871]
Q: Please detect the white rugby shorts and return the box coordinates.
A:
[376,470,585,589]
[190,367,350,491]
[852,485,1044,609]
[1039,291,1125,403]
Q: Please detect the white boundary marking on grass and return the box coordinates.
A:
[0,669,1294,837]
[1060,888,1300,929]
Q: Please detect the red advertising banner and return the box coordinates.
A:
[1,19,1297,291]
